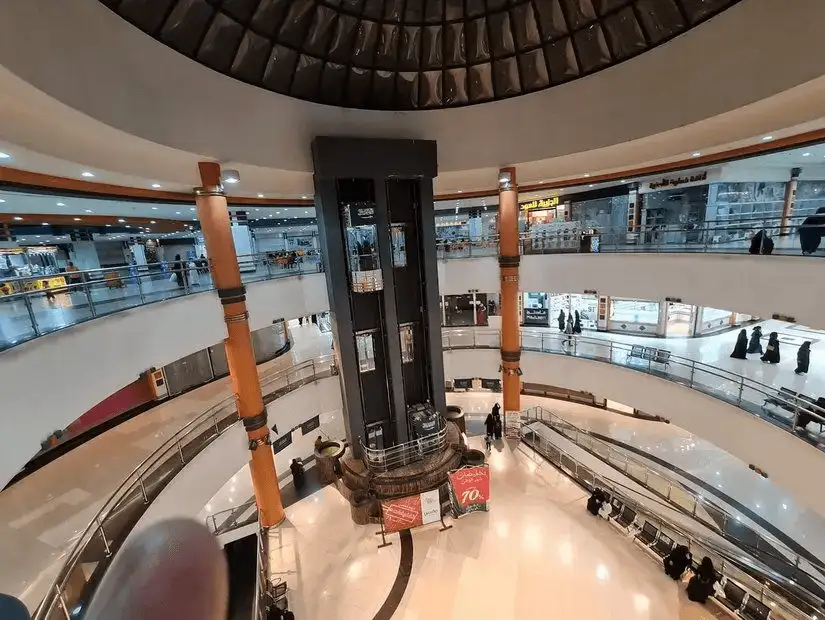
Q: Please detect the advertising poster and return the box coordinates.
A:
[381,495,423,533]
[420,489,441,525]
[504,410,521,439]
[448,465,490,516]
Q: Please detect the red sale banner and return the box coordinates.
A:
[381,495,423,533]
[448,465,491,510]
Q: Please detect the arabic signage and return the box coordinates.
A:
[523,307,549,326]
[641,170,715,193]
[381,488,442,533]
[520,196,560,211]
[348,204,377,226]
[271,432,293,454]
[300,415,321,436]
[448,465,490,516]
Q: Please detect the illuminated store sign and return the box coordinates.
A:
[520,197,559,211]
[641,170,714,193]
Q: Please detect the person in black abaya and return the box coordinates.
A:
[729,329,748,359]
[573,310,582,334]
[493,410,503,440]
[749,230,774,255]
[761,332,781,364]
[484,412,496,438]
[558,309,566,332]
[664,545,692,580]
[747,325,763,355]
[796,341,811,375]
[686,557,718,604]
[586,489,606,516]
[799,207,825,255]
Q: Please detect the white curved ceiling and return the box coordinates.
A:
[0,0,825,196]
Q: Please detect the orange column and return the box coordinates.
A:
[195,162,284,527]
[498,167,521,416]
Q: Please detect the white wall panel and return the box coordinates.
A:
[440,254,825,331]
[444,348,825,520]
[0,273,329,488]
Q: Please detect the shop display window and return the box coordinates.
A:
[391,224,407,267]
[343,204,382,292]
[610,299,659,325]
[701,307,732,323]
[355,332,376,373]
[548,293,598,330]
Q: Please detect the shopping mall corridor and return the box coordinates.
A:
[0,321,331,612]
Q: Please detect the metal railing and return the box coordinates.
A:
[520,424,824,620]
[34,355,334,620]
[0,250,322,351]
[441,327,825,448]
[361,416,449,473]
[205,499,258,537]
[435,215,825,259]
[523,406,825,592]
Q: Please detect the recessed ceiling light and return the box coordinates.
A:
[257,193,264,198]
[588,184,594,188]
[151,183,162,189]
[302,196,308,199]
[192,217,197,221]
[73,217,81,221]
[35,235,40,239]
[620,179,627,183]
[118,218,125,223]
[583,173,590,178]
[57,202,66,207]
[81,171,95,178]
[0,152,10,159]
[762,135,773,141]
[105,224,111,227]
[0,199,5,203]
[13,216,22,221]
[84,209,93,213]
[42,222,48,225]
[175,211,181,215]
[190,207,195,211]
[802,152,811,157]
[692,152,701,157]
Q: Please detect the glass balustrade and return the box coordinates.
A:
[442,328,825,452]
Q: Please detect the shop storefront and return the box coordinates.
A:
[442,293,488,327]
[547,293,598,330]
[0,246,67,294]
[696,307,754,335]
[608,298,661,335]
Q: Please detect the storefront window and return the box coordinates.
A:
[665,302,694,337]
[548,293,598,330]
[391,224,406,267]
[570,195,629,231]
[610,299,659,325]
[399,324,414,363]
[355,332,376,373]
[443,294,488,326]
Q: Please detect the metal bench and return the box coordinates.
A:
[615,505,637,528]
[762,387,824,432]
[651,532,675,558]
[635,521,658,546]
[626,345,671,368]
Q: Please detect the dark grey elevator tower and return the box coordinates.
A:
[312,137,445,457]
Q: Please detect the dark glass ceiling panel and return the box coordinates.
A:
[100,0,742,109]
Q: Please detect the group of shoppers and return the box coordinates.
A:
[172,254,208,290]
[558,309,582,340]
[730,325,811,374]
[663,547,721,604]
[484,403,503,441]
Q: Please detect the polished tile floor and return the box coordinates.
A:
[0,321,330,612]
[276,436,724,619]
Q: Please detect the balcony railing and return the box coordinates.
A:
[361,416,449,473]
[0,251,322,351]
[435,216,825,259]
[34,355,334,620]
[441,327,825,450]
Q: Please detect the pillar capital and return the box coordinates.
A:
[498,166,517,191]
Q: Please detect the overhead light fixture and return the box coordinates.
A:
[190,207,195,211]
[151,183,162,189]
[498,170,513,190]
[221,169,241,184]
[0,152,10,159]
[84,209,93,213]
[57,202,66,207]
[762,135,773,141]
[175,211,181,215]
[301,196,308,199]
[692,152,701,157]
[73,217,82,221]
[802,152,811,157]
[0,199,5,203]
[588,184,594,188]
[81,171,95,178]
[42,222,48,226]
[583,173,590,178]
[150,220,156,224]
[257,193,264,198]
[105,224,111,227]
[13,216,22,221]
[118,218,125,223]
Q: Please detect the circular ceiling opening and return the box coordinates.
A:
[101,0,740,110]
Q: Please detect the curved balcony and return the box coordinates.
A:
[35,356,334,620]
[0,251,321,352]
[441,328,825,449]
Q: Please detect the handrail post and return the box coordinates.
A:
[689,363,695,387]
[136,271,146,304]
[23,292,41,337]
[55,584,72,620]
[265,255,272,280]
[139,477,148,503]
[737,379,744,406]
[97,519,112,557]
[83,273,97,318]
[177,439,185,464]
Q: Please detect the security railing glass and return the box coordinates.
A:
[34,355,334,620]
[0,251,321,351]
[441,327,825,450]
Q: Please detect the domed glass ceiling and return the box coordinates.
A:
[100,0,740,109]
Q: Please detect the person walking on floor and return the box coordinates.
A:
[563,314,574,346]
[172,254,187,290]
[796,341,811,375]
[573,310,582,334]
[747,325,763,355]
[761,332,781,364]
[484,409,496,439]
[558,309,566,332]
[730,329,748,359]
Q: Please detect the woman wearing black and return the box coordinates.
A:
[798,207,825,255]
[664,545,692,580]
[761,332,781,364]
[172,254,187,289]
[747,325,763,355]
[484,412,496,438]
[686,557,718,604]
[558,309,566,332]
[796,341,811,375]
[573,310,582,334]
[729,329,748,359]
